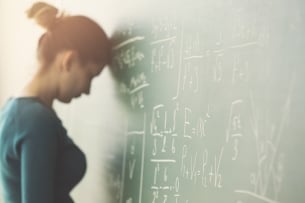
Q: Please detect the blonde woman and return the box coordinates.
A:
[0,2,110,203]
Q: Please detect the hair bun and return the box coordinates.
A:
[26,2,61,30]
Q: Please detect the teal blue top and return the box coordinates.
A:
[0,97,87,203]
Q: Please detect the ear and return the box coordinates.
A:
[61,50,78,72]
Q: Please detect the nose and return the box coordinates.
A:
[84,86,90,95]
[83,80,92,95]
[84,89,90,95]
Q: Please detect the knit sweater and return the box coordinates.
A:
[0,97,86,203]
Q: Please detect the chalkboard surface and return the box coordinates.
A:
[106,0,305,202]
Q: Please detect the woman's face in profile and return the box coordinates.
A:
[57,55,104,103]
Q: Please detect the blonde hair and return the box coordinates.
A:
[27,2,64,31]
[26,2,110,65]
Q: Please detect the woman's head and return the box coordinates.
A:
[27,2,110,67]
[26,2,110,103]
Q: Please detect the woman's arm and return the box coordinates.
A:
[19,113,58,203]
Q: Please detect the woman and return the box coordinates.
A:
[0,2,110,203]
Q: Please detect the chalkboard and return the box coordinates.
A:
[105,0,305,202]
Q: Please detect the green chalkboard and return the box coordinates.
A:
[107,0,305,202]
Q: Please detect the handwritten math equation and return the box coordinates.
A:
[111,0,297,202]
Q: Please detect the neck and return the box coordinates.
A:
[19,68,57,108]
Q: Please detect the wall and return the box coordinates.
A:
[0,1,38,106]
